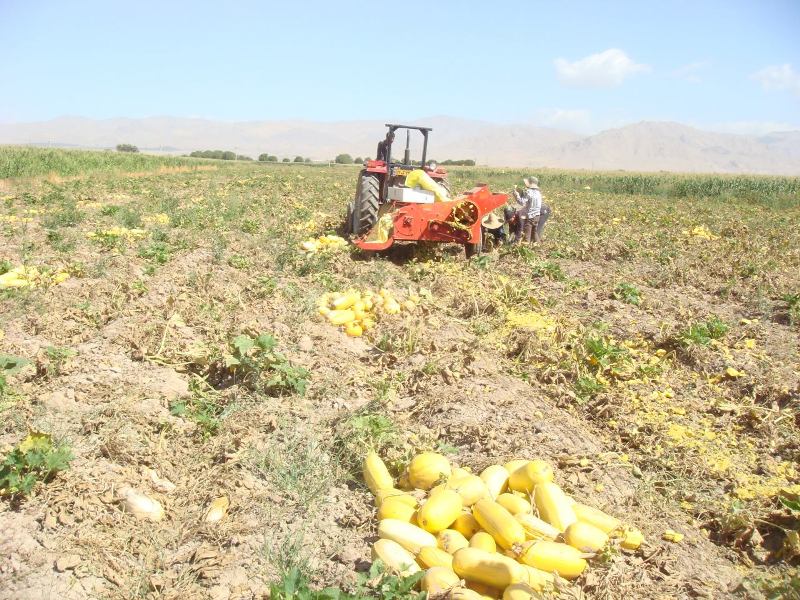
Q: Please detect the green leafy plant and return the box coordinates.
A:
[43,345,75,378]
[269,561,425,600]
[225,333,309,396]
[170,379,230,437]
[0,432,73,497]
[783,292,800,325]
[612,282,642,305]
[0,354,30,399]
[677,316,729,347]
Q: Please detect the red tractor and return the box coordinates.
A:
[345,124,508,257]
[345,124,451,236]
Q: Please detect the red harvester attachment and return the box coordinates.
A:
[354,185,508,256]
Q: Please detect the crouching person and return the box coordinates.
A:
[481,211,506,250]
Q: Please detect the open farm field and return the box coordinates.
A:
[1,148,798,599]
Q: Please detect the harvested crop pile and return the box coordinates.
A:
[365,451,648,597]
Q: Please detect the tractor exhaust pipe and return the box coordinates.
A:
[403,130,411,165]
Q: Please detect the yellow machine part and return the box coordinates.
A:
[405,169,450,203]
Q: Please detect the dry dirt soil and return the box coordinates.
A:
[0,162,798,599]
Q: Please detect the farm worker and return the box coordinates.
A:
[481,211,506,248]
[512,176,543,243]
[376,130,395,162]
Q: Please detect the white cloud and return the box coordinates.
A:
[671,60,711,84]
[752,64,800,97]
[554,49,650,88]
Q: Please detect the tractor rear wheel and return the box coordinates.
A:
[351,171,381,236]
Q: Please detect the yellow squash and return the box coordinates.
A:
[447,474,490,506]
[469,531,497,553]
[571,503,622,535]
[564,521,609,552]
[532,482,577,532]
[502,583,536,600]
[516,540,587,580]
[507,460,555,493]
[515,514,560,541]
[418,490,463,533]
[378,519,437,554]
[327,309,356,325]
[479,465,509,499]
[374,488,417,508]
[377,497,417,522]
[452,547,525,589]
[450,588,485,600]
[503,459,530,476]
[472,499,526,550]
[408,452,452,490]
[420,566,461,595]
[417,546,454,569]
[518,565,555,592]
[371,539,421,575]
[465,581,501,599]
[452,513,482,539]
[363,452,393,494]
[495,493,532,516]
[438,529,470,554]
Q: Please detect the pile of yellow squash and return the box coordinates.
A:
[317,288,420,337]
[364,451,644,598]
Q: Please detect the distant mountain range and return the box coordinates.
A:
[1,116,799,175]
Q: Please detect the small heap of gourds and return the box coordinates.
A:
[0,265,70,289]
[317,288,420,337]
[364,451,644,599]
[299,234,348,254]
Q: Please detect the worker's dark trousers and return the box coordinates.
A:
[535,204,552,242]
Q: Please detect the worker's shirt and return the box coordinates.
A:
[513,187,542,219]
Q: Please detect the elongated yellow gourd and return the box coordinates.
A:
[518,565,555,592]
[452,548,524,589]
[378,519,437,554]
[472,499,526,550]
[452,467,472,479]
[408,452,452,490]
[533,482,577,532]
[502,582,535,600]
[418,490,463,533]
[515,514,560,541]
[452,513,482,539]
[447,474,490,506]
[495,493,532,516]
[571,503,622,535]
[564,521,609,552]
[469,531,497,553]
[450,588,485,600]
[465,581,501,599]
[516,540,587,580]
[374,488,417,508]
[378,497,417,522]
[503,459,530,476]
[328,309,356,325]
[332,292,359,310]
[363,452,393,494]
[345,322,363,337]
[371,539,420,575]
[438,529,470,554]
[479,465,509,499]
[420,567,461,594]
[417,546,454,569]
[508,460,555,493]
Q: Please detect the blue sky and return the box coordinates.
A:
[1,0,798,133]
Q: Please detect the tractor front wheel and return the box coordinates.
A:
[351,171,381,236]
